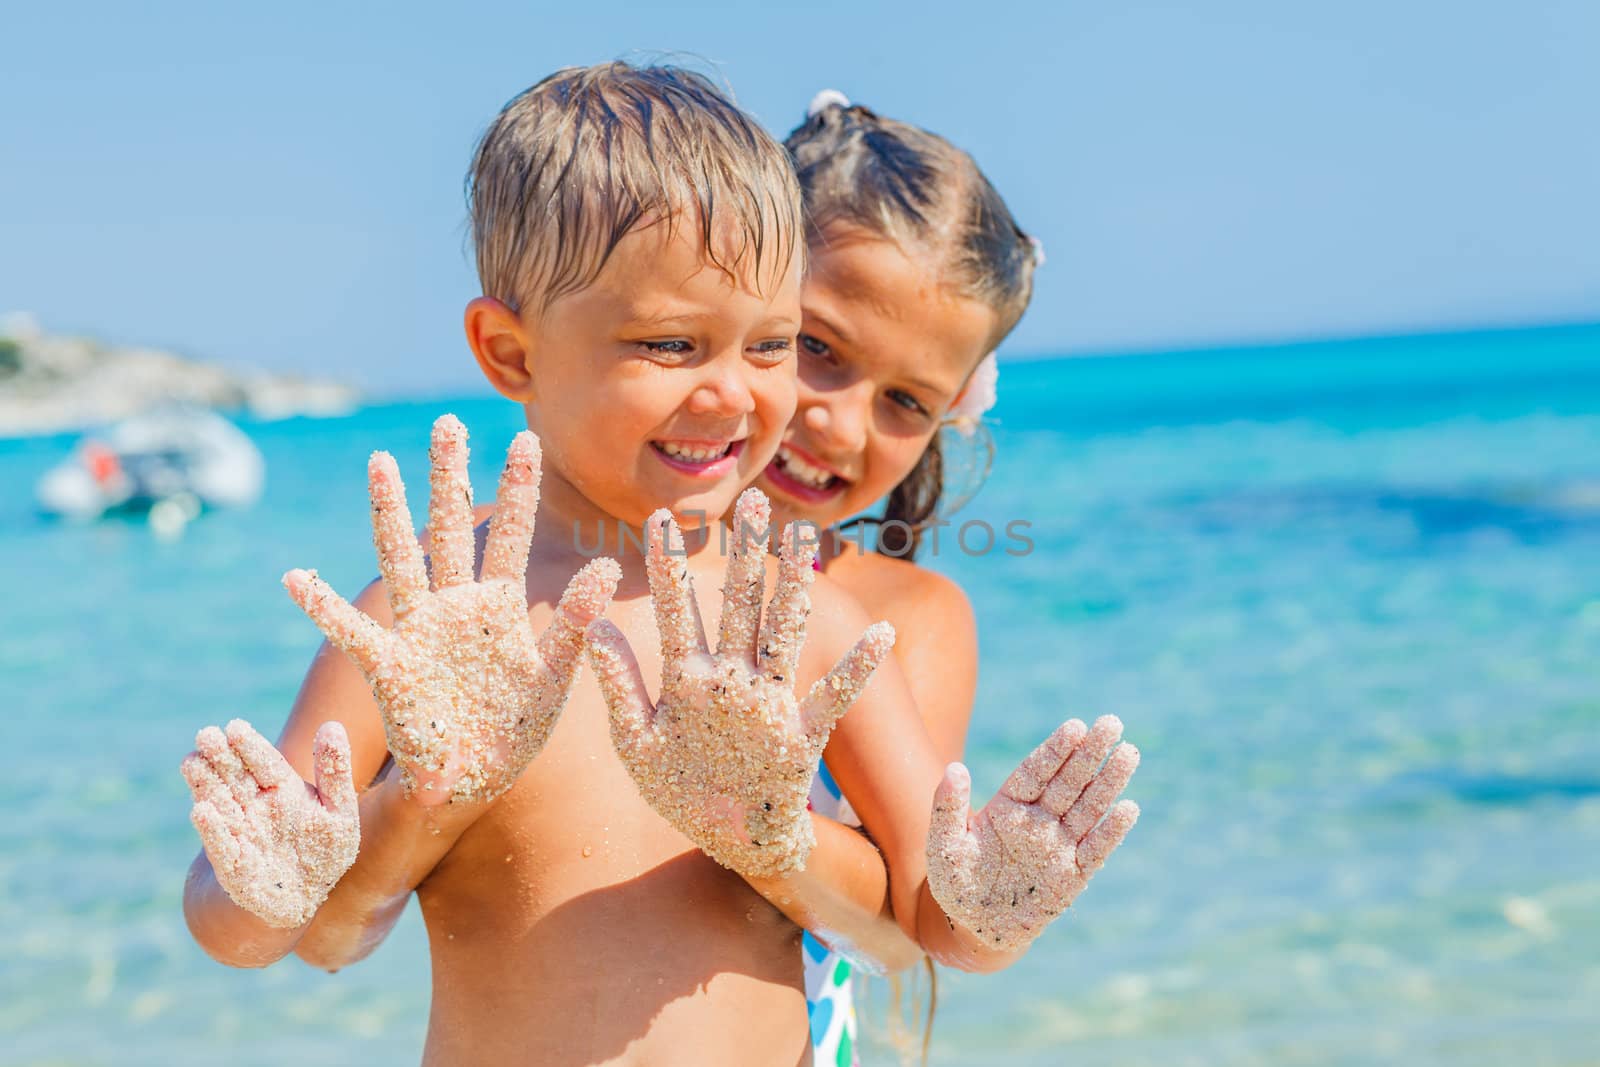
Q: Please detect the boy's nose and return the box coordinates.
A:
[685,360,757,418]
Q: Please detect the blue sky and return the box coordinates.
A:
[3,0,1596,393]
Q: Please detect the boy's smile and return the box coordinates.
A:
[467,213,802,542]
[650,437,747,478]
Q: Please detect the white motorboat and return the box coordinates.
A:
[36,409,265,528]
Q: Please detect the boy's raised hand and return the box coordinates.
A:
[284,415,620,806]
[927,715,1140,951]
[588,488,895,878]
[181,719,359,928]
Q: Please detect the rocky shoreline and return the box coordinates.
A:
[0,313,358,438]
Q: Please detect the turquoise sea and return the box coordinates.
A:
[3,324,1598,1065]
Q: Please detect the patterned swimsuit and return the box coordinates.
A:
[804,760,861,1067]
[803,550,862,1066]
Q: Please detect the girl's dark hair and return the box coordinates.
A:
[785,100,1032,558]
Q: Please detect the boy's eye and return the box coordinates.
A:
[751,338,793,364]
[639,339,692,355]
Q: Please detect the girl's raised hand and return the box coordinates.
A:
[927,715,1140,951]
[588,488,895,878]
[181,719,359,928]
[284,415,619,806]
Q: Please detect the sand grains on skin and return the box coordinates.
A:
[181,719,360,928]
[589,488,897,877]
[928,715,1140,950]
[283,415,621,806]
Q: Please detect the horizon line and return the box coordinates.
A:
[1000,314,1600,367]
[368,314,1600,402]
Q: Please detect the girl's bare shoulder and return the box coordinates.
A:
[824,548,975,639]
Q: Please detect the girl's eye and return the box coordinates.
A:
[751,338,793,364]
[887,389,929,416]
[799,334,833,360]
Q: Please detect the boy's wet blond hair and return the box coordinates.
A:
[468,62,802,313]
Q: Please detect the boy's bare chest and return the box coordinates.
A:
[424,549,853,904]
[418,593,788,920]
[428,682,681,893]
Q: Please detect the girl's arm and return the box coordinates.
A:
[832,563,1035,972]
[182,855,313,968]
[805,578,1025,970]
[728,568,979,973]
[845,562,979,766]
[181,581,440,969]
[813,571,1138,971]
[741,813,924,974]
[180,752,475,972]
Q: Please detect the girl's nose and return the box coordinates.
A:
[800,386,868,456]
[686,358,757,418]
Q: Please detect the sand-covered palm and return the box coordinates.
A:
[284,415,619,805]
[927,715,1140,950]
[181,719,359,928]
[588,489,895,877]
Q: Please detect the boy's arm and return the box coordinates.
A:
[266,580,461,970]
[180,577,495,973]
[184,418,617,968]
[635,562,976,974]
[586,496,924,971]
[278,422,617,968]
[291,761,483,970]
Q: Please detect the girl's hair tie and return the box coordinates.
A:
[945,351,999,437]
[807,88,852,118]
[1027,235,1046,268]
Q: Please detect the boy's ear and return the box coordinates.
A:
[465,297,537,402]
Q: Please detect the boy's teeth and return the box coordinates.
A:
[777,445,836,489]
[659,441,730,462]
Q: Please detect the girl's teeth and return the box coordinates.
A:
[660,442,730,462]
[777,446,835,489]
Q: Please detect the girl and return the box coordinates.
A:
[181,68,1136,1064]
[413,88,1140,1064]
[759,92,1137,1064]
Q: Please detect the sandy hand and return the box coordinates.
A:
[181,719,359,928]
[588,488,895,878]
[927,715,1140,951]
[283,414,619,805]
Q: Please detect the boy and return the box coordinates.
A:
[184,63,932,1064]
[182,62,1137,1065]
